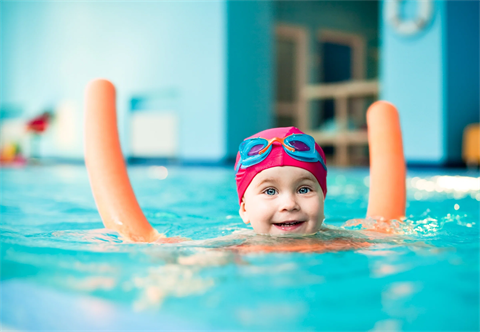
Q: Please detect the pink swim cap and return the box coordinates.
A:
[235,127,327,204]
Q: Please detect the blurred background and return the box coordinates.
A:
[0,0,478,168]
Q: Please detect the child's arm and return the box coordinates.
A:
[366,101,406,221]
[84,79,161,242]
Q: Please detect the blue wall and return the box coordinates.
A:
[226,1,274,159]
[381,0,445,164]
[381,0,479,165]
[0,1,226,160]
[445,0,480,164]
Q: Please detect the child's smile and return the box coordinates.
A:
[239,166,325,236]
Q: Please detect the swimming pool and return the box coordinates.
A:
[1,164,479,330]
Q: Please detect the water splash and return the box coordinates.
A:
[342,212,477,238]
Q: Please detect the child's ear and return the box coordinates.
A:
[239,200,250,224]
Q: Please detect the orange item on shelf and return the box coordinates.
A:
[462,124,480,166]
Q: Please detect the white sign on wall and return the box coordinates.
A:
[130,110,178,158]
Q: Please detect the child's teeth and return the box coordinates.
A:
[280,221,300,226]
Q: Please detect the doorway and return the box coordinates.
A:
[317,30,366,128]
[274,25,308,127]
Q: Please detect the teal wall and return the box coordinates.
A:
[275,1,380,82]
[445,0,480,164]
[226,1,274,159]
[381,0,479,165]
[381,0,445,163]
[0,1,226,160]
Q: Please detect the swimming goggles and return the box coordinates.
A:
[236,134,327,172]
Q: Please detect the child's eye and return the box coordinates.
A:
[298,187,311,194]
[263,188,277,196]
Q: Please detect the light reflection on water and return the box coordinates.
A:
[0,165,479,331]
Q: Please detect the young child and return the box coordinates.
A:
[234,126,327,236]
[85,79,406,246]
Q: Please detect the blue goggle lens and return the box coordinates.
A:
[247,144,265,156]
[289,140,310,152]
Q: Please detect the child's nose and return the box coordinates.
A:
[279,193,300,212]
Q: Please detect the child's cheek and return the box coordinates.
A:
[310,197,323,221]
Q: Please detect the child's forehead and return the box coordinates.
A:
[251,166,318,184]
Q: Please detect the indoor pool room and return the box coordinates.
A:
[1,1,479,331]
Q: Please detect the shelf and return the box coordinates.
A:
[295,79,379,166]
[306,130,369,167]
[306,130,368,145]
[303,80,379,99]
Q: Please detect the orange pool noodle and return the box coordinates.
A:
[84,79,160,242]
[366,101,406,220]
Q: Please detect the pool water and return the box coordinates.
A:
[1,165,479,331]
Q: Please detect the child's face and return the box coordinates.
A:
[239,166,325,236]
